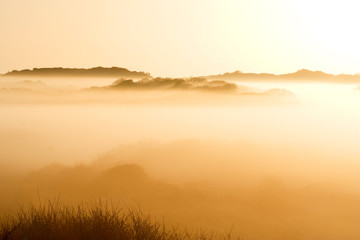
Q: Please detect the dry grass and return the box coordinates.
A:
[0,199,233,240]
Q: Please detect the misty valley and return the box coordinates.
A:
[0,69,360,240]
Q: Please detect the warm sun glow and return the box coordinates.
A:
[1,1,360,240]
[288,0,360,67]
[1,0,359,76]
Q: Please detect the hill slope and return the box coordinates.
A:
[205,69,360,83]
[3,67,151,79]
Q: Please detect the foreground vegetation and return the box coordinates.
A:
[0,200,230,240]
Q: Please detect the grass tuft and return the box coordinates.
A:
[0,200,234,240]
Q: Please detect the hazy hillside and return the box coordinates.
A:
[205,69,360,83]
[3,67,360,84]
[97,77,238,92]
[3,67,151,79]
[1,141,359,240]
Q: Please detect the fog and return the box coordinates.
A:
[0,76,359,239]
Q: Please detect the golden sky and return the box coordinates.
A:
[1,0,359,77]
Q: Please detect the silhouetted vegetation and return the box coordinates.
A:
[1,141,360,240]
[106,77,237,92]
[4,67,360,83]
[0,200,221,240]
[1,68,359,240]
[206,69,360,83]
[4,67,151,79]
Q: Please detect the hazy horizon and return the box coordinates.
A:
[1,0,360,77]
[2,66,360,77]
[1,1,360,239]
